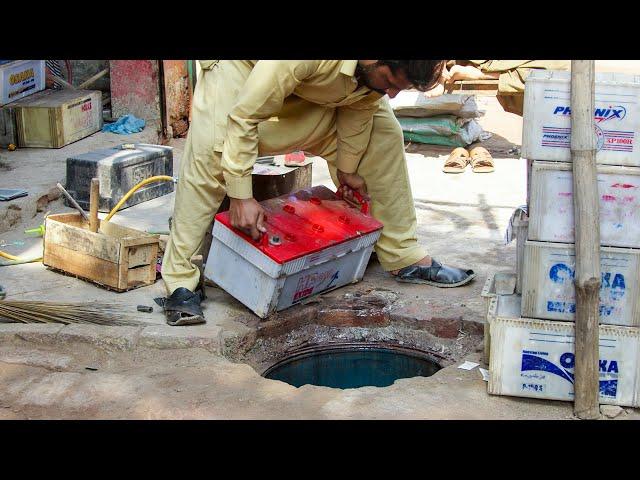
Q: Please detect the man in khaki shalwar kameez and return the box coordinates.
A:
[161,60,475,325]
[444,60,571,115]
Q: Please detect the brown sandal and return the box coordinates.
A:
[469,146,495,173]
[443,147,470,174]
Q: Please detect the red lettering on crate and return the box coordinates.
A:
[293,288,313,301]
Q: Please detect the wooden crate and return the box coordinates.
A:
[43,213,159,292]
[13,89,102,148]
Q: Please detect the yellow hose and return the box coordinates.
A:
[0,250,24,261]
[0,249,42,264]
[104,175,174,222]
[0,175,175,265]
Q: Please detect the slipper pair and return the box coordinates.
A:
[443,146,495,174]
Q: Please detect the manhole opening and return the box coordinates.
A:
[263,343,442,389]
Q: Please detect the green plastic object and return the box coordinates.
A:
[24,224,45,237]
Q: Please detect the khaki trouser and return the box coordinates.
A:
[161,66,426,294]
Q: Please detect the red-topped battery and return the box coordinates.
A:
[215,185,384,264]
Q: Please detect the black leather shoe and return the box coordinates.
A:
[158,287,206,326]
[395,259,475,288]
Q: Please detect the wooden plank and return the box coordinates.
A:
[100,221,157,241]
[126,244,155,268]
[48,73,75,90]
[48,212,86,227]
[570,60,601,420]
[45,217,120,263]
[147,243,159,287]
[43,243,120,289]
[127,264,154,287]
[77,68,109,90]
[121,236,159,248]
[118,243,130,290]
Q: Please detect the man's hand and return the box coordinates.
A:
[229,197,267,241]
[337,170,370,206]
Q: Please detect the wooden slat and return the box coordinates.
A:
[100,221,157,241]
[45,217,120,263]
[126,245,154,268]
[47,213,87,227]
[118,243,130,290]
[43,243,120,289]
[126,264,155,287]
[121,236,159,248]
[147,243,159,287]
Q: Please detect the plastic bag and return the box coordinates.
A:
[102,114,146,134]
[398,115,491,147]
[389,92,484,118]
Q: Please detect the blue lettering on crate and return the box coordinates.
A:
[547,263,626,316]
[552,105,627,122]
[521,351,618,397]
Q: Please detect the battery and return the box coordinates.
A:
[204,185,384,318]
[65,143,174,212]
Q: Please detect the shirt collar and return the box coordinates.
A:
[340,60,358,77]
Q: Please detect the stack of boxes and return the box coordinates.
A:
[486,70,640,407]
[0,60,102,149]
[1,60,46,148]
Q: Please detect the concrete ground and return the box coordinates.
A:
[1,86,638,419]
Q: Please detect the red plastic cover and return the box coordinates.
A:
[215,186,384,264]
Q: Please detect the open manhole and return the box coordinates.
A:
[263,343,442,389]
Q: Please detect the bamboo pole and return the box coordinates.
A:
[77,68,109,90]
[47,73,75,90]
[570,60,601,419]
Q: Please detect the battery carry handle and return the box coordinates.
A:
[337,185,370,215]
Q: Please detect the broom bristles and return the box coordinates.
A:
[0,300,147,326]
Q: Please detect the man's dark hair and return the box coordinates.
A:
[378,60,446,92]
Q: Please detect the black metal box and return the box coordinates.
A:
[65,143,174,212]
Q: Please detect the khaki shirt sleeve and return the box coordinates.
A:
[335,98,380,174]
[221,60,319,199]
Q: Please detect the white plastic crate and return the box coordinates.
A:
[522,70,640,166]
[521,240,640,326]
[481,272,517,319]
[204,186,383,318]
[482,284,521,364]
[529,161,640,248]
[488,309,640,407]
[0,60,45,106]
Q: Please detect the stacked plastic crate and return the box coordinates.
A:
[486,70,640,407]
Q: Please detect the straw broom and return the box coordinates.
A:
[0,300,147,326]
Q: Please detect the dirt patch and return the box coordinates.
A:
[35,188,63,214]
[0,204,23,233]
[0,158,13,172]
